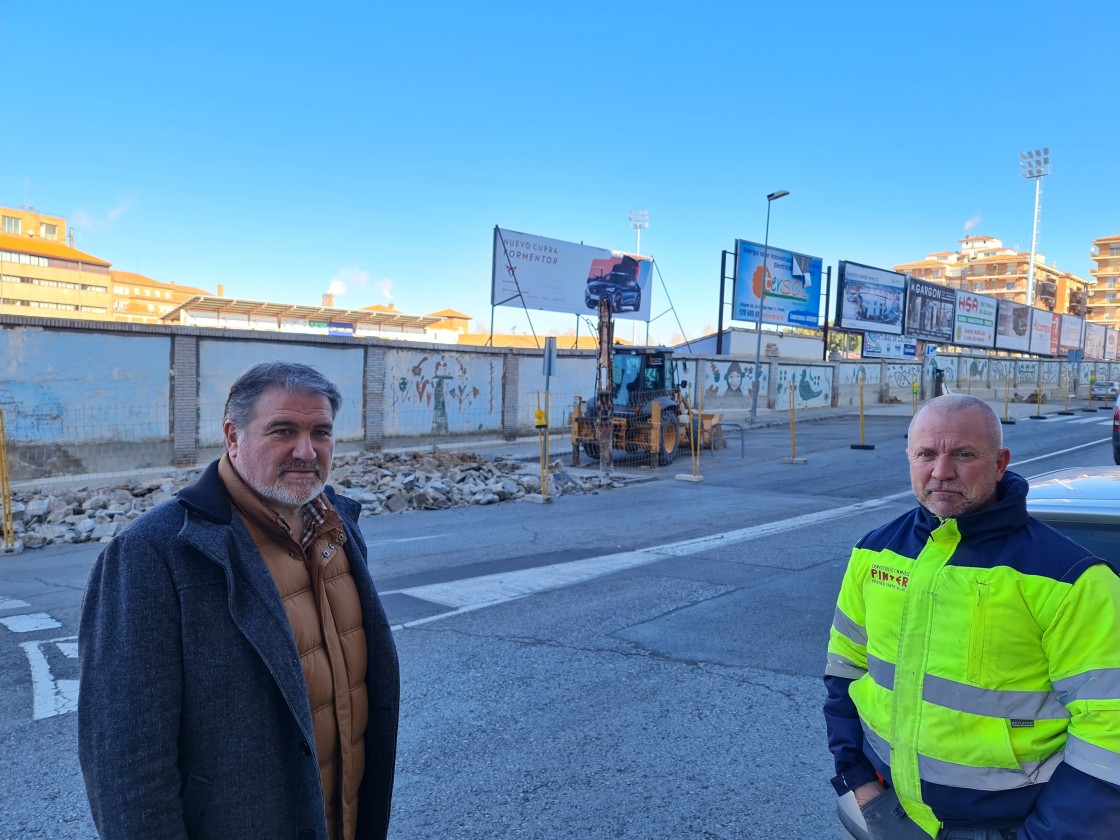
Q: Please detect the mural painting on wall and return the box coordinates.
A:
[775,365,831,409]
[392,354,492,434]
[840,364,882,385]
[965,359,987,381]
[886,364,922,389]
[705,360,765,406]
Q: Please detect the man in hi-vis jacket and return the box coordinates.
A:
[826,394,1120,839]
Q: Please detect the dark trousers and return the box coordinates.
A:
[860,789,1018,840]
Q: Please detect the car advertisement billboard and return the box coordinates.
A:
[994,300,1032,352]
[904,278,955,342]
[836,261,905,335]
[491,227,653,321]
[1029,310,1060,355]
[1059,314,1084,353]
[952,290,997,348]
[862,332,917,359]
[1085,322,1107,360]
[732,239,822,328]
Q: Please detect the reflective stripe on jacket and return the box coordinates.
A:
[825,471,1120,838]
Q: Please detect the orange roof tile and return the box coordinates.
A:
[110,270,211,296]
[0,231,111,266]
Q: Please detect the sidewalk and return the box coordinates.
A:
[8,396,1111,493]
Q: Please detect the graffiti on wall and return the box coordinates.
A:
[387,352,498,435]
[840,363,881,385]
[704,360,767,407]
[775,364,831,409]
[885,364,922,389]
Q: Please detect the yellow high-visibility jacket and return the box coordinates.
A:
[825,471,1120,838]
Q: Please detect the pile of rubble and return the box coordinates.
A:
[4,449,623,550]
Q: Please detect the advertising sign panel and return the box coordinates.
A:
[491,227,653,321]
[1029,310,1059,355]
[1107,328,1118,362]
[994,300,1032,352]
[953,290,997,348]
[733,240,822,328]
[903,278,955,342]
[863,332,917,359]
[1084,322,1106,360]
[1059,314,1084,353]
[836,261,905,335]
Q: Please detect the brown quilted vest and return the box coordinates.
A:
[220,457,369,840]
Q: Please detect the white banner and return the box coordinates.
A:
[953,291,997,348]
[1085,322,1106,360]
[836,261,906,334]
[491,227,653,321]
[994,300,1031,353]
[1029,310,1059,355]
[1059,314,1084,353]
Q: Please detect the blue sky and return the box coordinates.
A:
[2,1,1117,344]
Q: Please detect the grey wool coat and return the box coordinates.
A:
[78,459,400,840]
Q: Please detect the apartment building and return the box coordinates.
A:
[111,270,212,324]
[0,206,113,320]
[893,235,1091,316]
[1087,234,1120,329]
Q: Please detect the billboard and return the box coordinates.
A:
[1108,328,1118,362]
[863,332,917,359]
[1085,322,1107,360]
[994,300,1032,353]
[491,227,653,321]
[1059,314,1084,353]
[953,291,997,348]
[733,240,822,328]
[1029,310,1060,355]
[836,261,906,334]
[904,278,955,342]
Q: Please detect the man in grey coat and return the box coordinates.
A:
[78,361,399,840]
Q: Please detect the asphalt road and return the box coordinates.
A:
[1,408,1114,839]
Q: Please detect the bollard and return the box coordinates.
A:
[782,387,807,464]
[1001,376,1015,425]
[851,372,875,450]
[1029,387,1048,420]
[0,411,19,553]
[675,385,704,482]
[911,380,919,416]
[1057,368,1074,415]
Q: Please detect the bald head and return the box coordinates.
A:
[908,394,1003,452]
[906,395,1010,518]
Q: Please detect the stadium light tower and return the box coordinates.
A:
[750,190,789,425]
[629,210,649,255]
[1020,148,1050,308]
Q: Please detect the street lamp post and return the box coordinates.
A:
[1019,148,1050,307]
[750,190,789,424]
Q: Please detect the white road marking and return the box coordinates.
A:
[391,495,902,629]
[20,636,79,720]
[0,613,62,633]
[365,535,447,547]
[0,596,31,611]
[390,436,1115,630]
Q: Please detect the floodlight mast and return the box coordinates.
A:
[629,210,649,256]
[629,210,649,343]
[750,190,789,425]
[1020,148,1051,308]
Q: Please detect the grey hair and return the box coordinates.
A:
[223,361,342,433]
[909,393,1003,450]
